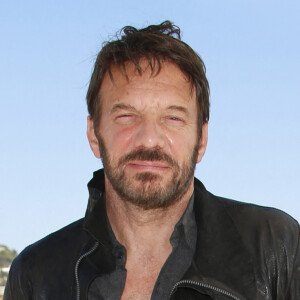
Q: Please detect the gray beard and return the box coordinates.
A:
[97,135,199,210]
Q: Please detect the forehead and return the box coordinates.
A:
[99,61,196,107]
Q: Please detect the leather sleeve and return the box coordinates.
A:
[287,225,300,299]
[3,253,32,300]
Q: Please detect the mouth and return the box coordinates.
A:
[126,160,170,172]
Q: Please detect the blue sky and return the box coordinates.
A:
[1,0,299,252]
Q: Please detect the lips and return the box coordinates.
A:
[126,160,170,171]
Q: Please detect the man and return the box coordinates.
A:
[4,21,300,300]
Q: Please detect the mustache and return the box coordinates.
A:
[119,148,177,167]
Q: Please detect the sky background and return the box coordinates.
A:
[1,0,299,252]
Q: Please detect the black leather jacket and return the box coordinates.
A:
[4,169,300,299]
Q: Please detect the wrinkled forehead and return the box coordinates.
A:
[101,59,195,97]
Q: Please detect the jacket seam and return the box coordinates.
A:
[286,223,300,296]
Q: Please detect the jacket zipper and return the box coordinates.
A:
[75,241,99,300]
[74,244,241,300]
[170,279,241,300]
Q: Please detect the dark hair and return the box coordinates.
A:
[86,21,210,132]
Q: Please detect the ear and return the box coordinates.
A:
[87,116,101,158]
[196,122,208,163]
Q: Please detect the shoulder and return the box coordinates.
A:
[194,177,299,239]
[218,196,300,295]
[217,195,300,240]
[16,218,85,265]
[194,177,299,263]
[206,189,300,281]
[6,219,86,298]
[193,179,300,297]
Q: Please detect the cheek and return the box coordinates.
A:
[166,130,197,161]
[102,124,136,154]
[164,131,175,147]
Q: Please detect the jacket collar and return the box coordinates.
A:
[84,169,256,299]
[84,169,112,249]
[181,178,256,299]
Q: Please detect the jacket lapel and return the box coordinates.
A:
[176,178,256,299]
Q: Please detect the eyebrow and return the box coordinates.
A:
[166,105,189,115]
[110,103,137,114]
[110,103,189,115]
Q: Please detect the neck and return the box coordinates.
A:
[105,176,194,253]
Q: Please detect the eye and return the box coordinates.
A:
[168,116,181,121]
[115,114,136,124]
[164,115,185,126]
[117,114,133,119]
[166,115,184,122]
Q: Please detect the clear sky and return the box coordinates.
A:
[1,0,299,252]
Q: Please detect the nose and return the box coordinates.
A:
[133,118,165,150]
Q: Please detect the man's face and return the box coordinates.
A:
[88,61,207,209]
